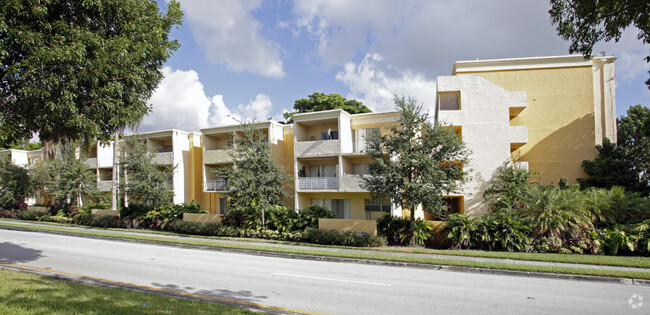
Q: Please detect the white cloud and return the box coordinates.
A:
[139,67,274,133]
[141,67,213,132]
[336,54,437,113]
[177,0,285,78]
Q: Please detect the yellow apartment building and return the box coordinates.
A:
[7,55,617,221]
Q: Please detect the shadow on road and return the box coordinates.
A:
[152,282,268,303]
[0,242,43,264]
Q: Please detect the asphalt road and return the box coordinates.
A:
[1,229,648,314]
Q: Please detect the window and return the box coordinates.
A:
[309,164,338,177]
[365,198,391,212]
[219,197,227,215]
[439,91,460,110]
[311,198,350,219]
[353,163,370,175]
[321,130,339,140]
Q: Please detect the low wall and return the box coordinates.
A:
[183,213,223,223]
[27,206,48,213]
[91,209,120,217]
[318,218,377,235]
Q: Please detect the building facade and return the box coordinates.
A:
[6,55,617,220]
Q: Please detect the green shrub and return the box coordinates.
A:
[264,205,297,232]
[38,214,73,224]
[483,163,534,212]
[0,209,19,219]
[80,202,110,213]
[167,220,304,241]
[18,210,44,221]
[295,205,335,230]
[222,207,260,229]
[518,185,594,239]
[168,220,221,236]
[376,214,412,246]
[444,214,479,249]
[303,228,386,247]
[476,210,533,252]
[133,202,206,230]
[120,203,152,219]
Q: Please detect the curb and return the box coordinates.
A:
[2,224,649,287]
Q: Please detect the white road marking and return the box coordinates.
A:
[273,272,392,286]
[38,244,94,253]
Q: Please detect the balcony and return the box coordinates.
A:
[509,126,528,151]
[84,158,98,168]
[97,180,112,192]
[338,175,367,192]
[298,177,338,190]
[295,140,340,157]
[205,180,228,192]
[204,149,234,164]
[152,152,173,165]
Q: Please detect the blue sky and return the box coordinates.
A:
[140,0,650,133]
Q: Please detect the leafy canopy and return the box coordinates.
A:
[31,145,97,207]
[283,92,370,123]
[216,122,290,226]
[362,96,471,224]
[0,156,32,209]
[578,105,650,194]
[0,0,183,146]
[548,0,650,89]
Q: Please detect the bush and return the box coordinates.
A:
[264,206,297,232]
[222,207,259,229]
[38,214,73,224]
[376,214,433,246]
[295,205,335,230]
[75,213,122,228]
[0,209,19,219]
[120,203,152,219]
[475,210,533,252]
[303,228,386,247]
[18,210,44,221]
[444,214,479,249]
[167,220,304,241]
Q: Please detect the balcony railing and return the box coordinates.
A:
[294,140,340,157]
[97,180,112,192]
[298,177,338,190]
[205,180,228,192]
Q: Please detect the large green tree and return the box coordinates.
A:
[216,122,290,227]
[283,92,371,123]
[31,145,97,207]
[0,156,32,209]
[120,140,174,208]
[578,105,650,194]
[362,96,471,242]
[617,105,650,191]
[548,0,649,89]
[578,138,638,190]
[0,0,183,146]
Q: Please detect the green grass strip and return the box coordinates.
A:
[0,268,258,315]
[2,221,650,280]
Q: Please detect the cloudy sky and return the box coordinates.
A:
[138,0,649,132]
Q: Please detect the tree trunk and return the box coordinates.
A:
[112,130,119,211]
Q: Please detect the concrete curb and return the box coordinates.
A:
[2,224,649,287]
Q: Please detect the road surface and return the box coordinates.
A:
[0,229,647,314]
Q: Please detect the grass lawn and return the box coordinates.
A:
[2,220,650,280]
[0,268,259,314]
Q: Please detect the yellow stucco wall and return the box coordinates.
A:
[460,66,597,184]
[297,192,373,219]
[318,218,377,235]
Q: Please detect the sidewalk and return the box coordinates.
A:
[3,219,650,278]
